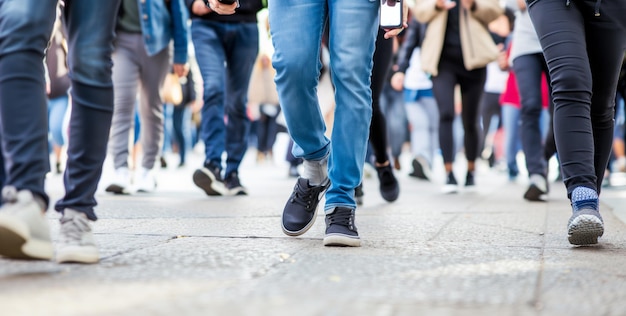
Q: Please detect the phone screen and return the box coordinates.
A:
[380,0,402,29]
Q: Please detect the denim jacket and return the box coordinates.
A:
[139,0,189,64]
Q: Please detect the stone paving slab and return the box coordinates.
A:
[2,152,626,315]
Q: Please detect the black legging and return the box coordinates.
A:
[369,29,394,164]
[431,49,486,164]
[528,0,626,196]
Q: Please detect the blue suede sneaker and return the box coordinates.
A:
[567,187,604,245]
[282,177,330,236]
[323,207,361,247]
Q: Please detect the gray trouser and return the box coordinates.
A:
[406,96,439,166]
[109,32,170,170]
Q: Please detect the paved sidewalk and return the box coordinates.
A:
[2,147,626,316]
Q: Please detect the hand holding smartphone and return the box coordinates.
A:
[379,0,403,29]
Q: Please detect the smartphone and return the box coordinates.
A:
[217,0,241,7]
[380,0,403,29]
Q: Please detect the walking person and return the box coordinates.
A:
[0,0,237,264]
[0,0,122,263]
[391,17,439,181]
[187,0,264,196]
[509,1,553,201]
[355,28,401,205]
[527,0,626,245]
[106,0,189,195]
[270,0,406,246]
[414,0,503,193]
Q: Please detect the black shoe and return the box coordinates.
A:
[465,171,475,187]
[160,156,168,169]
[376,163,399,202]
[193,163,228,196]
[55,162,62,174]
[224,171,247,196]
[282,177,330,236]
[524,174,548,201]
[409,157,430,181]
[323,207,361,247]
[354,183,364,206]
[442,172,458,194]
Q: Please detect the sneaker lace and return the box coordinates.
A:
[327,209,353,228]
[290,182,316,211]
[60,213,91,243]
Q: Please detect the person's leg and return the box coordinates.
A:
[529,0,626,245]
[369,29,393,165]
[323,0,378,246]
[383,83,408,169]
[270,0,331,236]
[406,94,439,180]
[458,66,487,185]
[431,63,460,189]
[256,109,270,155]
[0,0,57,260]
[325,0,378,210]
[191,20,229,196]
[512,53,549,200]
[479,92,502,164]
[501,104,521,180]
[223,22,258,180]
[54,0,122,263]
[172,104,187,166]
[138,49,170,168]
[369,29,398,202]
[107,32,140,193]
[48,94,69,171]
[133,46,169,192]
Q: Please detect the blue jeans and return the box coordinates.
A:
[0,0,121,219]
[0,0,56,206]
[48,94,69,148]
[501,105,522,178]
[269,0,379,212]
[54,0,121,220]
[191,20,258,178]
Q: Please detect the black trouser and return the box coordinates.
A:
[369,29,394,164]
[432,48,486,164]
[528,0,626,196]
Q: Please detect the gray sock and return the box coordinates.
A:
[302,157,328,186]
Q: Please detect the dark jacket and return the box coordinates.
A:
[184,0,263,23]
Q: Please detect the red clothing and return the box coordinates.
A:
[499,42,550,109]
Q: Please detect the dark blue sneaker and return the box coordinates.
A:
[323,207,361,247]
[224,171,248,196]
[567,187,603,245]
[193,162,228,196]
[282,177,330,236]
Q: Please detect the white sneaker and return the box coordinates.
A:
[0,186,53,260]
[135,167,157,193]
[56,209,99,264]
[105,167,131,195]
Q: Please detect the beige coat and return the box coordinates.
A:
[414,0,503,76]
